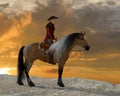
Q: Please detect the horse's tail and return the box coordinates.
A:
[17,46,25,83]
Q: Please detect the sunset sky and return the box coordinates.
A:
[0,0,120,83]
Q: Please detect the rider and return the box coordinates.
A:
[44,16,58,46]
[44,16,58,64]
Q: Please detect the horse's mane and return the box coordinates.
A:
[48,33,80,57]
[64,33,80,50]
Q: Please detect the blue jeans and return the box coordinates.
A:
[45,39,53,46]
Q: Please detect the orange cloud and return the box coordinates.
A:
[0,41,19,54]
[0,11,32,57]
[100,53,120,59]
[69,51,97,62]
[0,12,4,17]
[9,51,18,58]
[70,51,82,58]
[19,11,32,28]
[0,11,32,41]
[79,57,97,62]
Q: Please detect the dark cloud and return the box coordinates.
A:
[31,0,72,37]
[0,3,9,9]
[73,1,120,31]
[68,1,120,55]
[106,1,116,5]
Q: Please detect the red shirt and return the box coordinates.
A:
[44,22,55,40]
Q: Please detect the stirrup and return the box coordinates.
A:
[38,44,41,49]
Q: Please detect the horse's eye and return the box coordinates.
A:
[80,38,84,40]
[77,36,84,40]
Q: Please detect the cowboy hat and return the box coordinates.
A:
[48,16,58,21]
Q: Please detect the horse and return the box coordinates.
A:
[17,32,90,87]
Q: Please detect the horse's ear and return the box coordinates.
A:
[80,31,86,35]
[80,31,83,34]
[83,32,86,36]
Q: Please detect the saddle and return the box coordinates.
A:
[40,42,50,50]
[39,42,56,65]
[39,41,56,65]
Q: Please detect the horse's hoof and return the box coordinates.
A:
[57,82,65,87]
[29,82,35,87]
[17,81,24,85]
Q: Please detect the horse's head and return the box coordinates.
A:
[76,31,90,51]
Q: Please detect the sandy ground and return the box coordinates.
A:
[0,75,120,96]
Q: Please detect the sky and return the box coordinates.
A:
[0,0,120,83]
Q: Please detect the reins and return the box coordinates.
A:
[72,49,85,52]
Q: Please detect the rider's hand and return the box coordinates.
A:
[53,40,56,42]
[55,38,57,41]
[53,38,57,42]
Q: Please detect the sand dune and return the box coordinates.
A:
[0,75,120,96]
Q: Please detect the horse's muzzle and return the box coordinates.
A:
[85,46,90,51]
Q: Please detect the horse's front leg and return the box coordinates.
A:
[57,63,65,87]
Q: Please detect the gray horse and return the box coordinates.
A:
[17,32,90,87]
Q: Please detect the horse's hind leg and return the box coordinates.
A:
[25,61,35,87]
[17,71,24,85]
